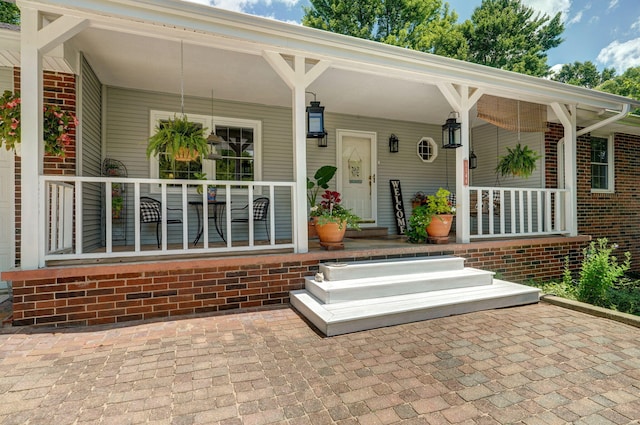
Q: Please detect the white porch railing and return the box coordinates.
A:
[468,186,569,239]
[41,176,296,263]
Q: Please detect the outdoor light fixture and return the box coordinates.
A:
[306,91,327,147]
[389,134,399,153]
[469,150,478,169]
[206,90,224,160]
[442,112,462,149]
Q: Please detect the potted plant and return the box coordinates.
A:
[146,114,209,162]
[411,191,426,209]
[495,143,541,178]
[0,90,78,157]
[310,190,361,245]
[307,165,337,238]
[112,195,124,219]
[408,188,456,241]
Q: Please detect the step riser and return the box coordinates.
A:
[321,256,464,280]
[323,293,540,336]
[306,272,494,304]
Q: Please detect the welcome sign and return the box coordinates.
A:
[389,180,407,235]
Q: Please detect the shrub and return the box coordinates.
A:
[577,239,630,308]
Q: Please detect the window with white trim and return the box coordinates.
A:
[590,135,614,193]
[417,137,438,163]
[149,111,261,187]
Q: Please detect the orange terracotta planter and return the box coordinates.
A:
[426,214,453,238]
[315,220,347,243]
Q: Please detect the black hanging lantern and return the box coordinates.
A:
[389,134,399,153]
[306,92,327,146]
[469,150,478,170]
[442,112,462,149]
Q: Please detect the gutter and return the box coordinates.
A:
[576,103,631,137]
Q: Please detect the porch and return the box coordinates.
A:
[42,174,571,266]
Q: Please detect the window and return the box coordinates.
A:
[590,135,614,192]
[417,137,438,163]
[149,111,261,189]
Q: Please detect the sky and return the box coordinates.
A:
[183,0,640,74]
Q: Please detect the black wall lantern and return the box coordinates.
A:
[469,150,478,169]
[306,92,327,147]
[442,112,462,149]
[389,134,399,153]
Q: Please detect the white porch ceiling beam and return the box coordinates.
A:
[263,51,331,253]
[36,15,89,54]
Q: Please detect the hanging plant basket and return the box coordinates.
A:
[495,143,540,178]
[173,146,199,162]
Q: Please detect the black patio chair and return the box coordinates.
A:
[140,196,182,247]
[231,197,270,240]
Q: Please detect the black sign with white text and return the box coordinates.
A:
[390,180,407,235]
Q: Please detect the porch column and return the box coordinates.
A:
[263,52,330,253]
[20,7,44,269]
[550,102,577,236]
[437,84,483,243]
[19,9,88,268]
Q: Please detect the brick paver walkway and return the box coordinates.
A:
[0,303,639,424]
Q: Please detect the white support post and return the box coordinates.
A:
[550,102,577,236]
[19,8,89,268]
[437,84,483,244]
[263,51,330,253]
[21,8,44,269]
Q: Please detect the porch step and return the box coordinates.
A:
[345,227,388,238]
[306,268,493,303]
[290,256,540,336]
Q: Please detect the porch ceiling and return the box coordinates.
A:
[75,27,451,124]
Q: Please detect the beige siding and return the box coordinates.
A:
[80,56,104,251]
[0,67,12,91]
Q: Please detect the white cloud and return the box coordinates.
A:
[632,17,640,32]
[548,63,564,77]
[597,38,640,71]
[521,0,572,22]
[608,0,619,10]
[568,10,582,25]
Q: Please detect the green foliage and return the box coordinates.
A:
[0,2,19,25]
[577,239,631,308]
[307,165,337,207]
[496,143,541,178]
[302,0,466,57]
[460,0,564,77]
[407,188,455,242]
[607,281,640,316]
[552,61,615,89]
[310,190,361,230]
[598,66,640,114]
[146,114,209,162]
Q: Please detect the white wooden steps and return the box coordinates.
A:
[290,256,540,336]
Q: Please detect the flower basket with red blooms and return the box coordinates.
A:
[0,90,78,157]
[309,190,361,230]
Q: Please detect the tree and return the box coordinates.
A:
[0,1,19,25]
[598,66,640,114]
[302,0,466,58]
[552,61,615,89]
[460,0,564,77]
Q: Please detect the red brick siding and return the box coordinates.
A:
[9,237,589,327]
[13,68,77,266]
[546,122,640,270]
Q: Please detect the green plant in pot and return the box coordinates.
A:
[307,165,337,208]
[408,188,455,242]
[495,143,541,178]
[310,190,361,244]
[112,195,124,219]
[146,114,209,163]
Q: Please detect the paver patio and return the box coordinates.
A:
[0,302,639,424]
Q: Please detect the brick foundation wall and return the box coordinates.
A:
[7,237,589,327]
[546,123,640,270]
[13,68,77,267]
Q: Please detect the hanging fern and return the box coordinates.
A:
[495,143,540,178]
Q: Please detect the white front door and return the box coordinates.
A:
[0,148,14,292]
[337,130,377,225]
